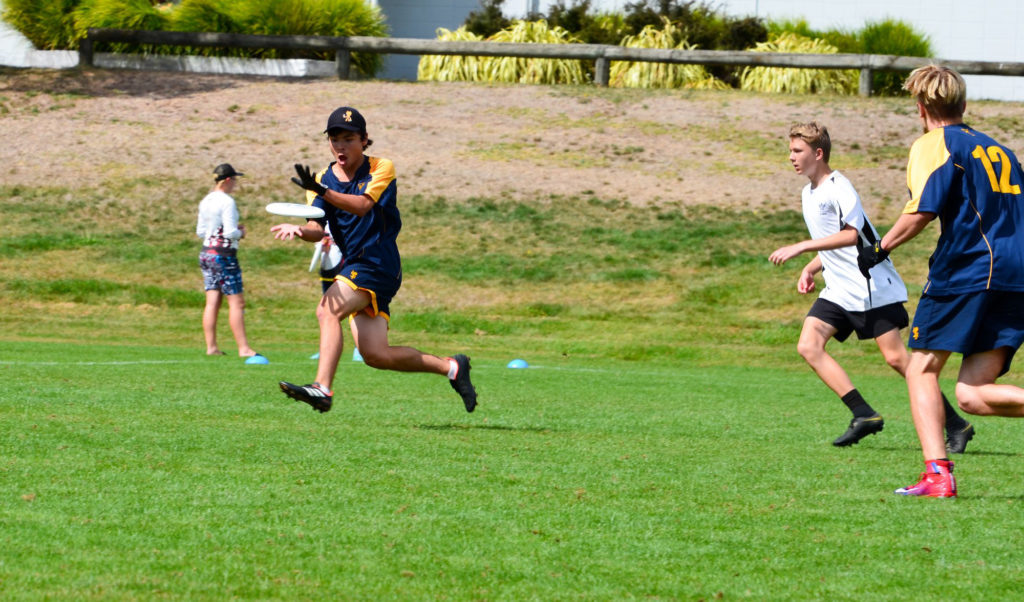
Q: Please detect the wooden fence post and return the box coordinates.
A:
[335,49,351,80]
[858,68,873,97]
[79,33,94,67]
[594,55,610,87]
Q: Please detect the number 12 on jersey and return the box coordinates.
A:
[972,144,1022,194]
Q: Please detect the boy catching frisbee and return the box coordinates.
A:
[270,107,477,414]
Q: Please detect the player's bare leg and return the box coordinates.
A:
[350,313,449,374]
[875,329,909,376]
[225,293,256,357]
[897,348,957,497]
[203,289,224,355]
[956,348,1024,417]
[315,282,371,391]
[279,282,369,413]
[798,316,882,445]
[797,317,855,395]
[351,313,477,412]
[906,349,950,460]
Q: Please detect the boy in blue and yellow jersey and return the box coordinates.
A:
[863,66,1024,497]
[270,107,477,414]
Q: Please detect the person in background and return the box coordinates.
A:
[196,163,261,360]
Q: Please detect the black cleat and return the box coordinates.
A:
[448,354,477,413]
[279,381,333,413]
[946,422,975,454]
[833,414,884,447]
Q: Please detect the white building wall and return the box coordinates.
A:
[374,0,481,80]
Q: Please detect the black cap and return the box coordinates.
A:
[213,163,244,181]
[324,107,367,134]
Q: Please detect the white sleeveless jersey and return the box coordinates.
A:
[801,170,907,311]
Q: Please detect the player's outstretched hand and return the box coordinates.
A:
[856,241,889,279]
[271,223,303,241]
[769,243,804,266]
[291,164,327,196]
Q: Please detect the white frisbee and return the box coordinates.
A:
[266,202,325,219]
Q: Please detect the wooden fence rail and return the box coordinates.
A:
[81,28,1024,96]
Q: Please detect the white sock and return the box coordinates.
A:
[447,358,458,380]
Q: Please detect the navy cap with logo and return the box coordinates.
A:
[213,163,244,181]
[324,106,367,134]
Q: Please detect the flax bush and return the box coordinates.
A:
[484,20,587,85]
[739,32,857,95]
[419,20,587,85]
[416,27,487,82]
[610,18,726,89]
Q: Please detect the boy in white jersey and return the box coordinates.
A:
[769,122,973,450]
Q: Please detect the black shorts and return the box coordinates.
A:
[807,298,908,342]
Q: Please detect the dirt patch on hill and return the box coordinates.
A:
[4,68,1024,219]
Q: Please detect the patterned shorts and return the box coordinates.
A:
[199,251,243,295]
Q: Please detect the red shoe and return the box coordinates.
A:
[895,460,957,498]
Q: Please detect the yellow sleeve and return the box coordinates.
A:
[364,158,396,203]
[903,129,949,214]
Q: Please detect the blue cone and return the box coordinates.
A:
[507,359,528,369]
[245,354,269,365]
[353,347,363,362]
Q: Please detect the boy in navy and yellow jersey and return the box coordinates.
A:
[862,65,1024,497]
[270,107,477,414]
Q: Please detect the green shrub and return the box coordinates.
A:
[169,0,245,56]
[858,19,932,95]
[544,0,627,46]
[238,0,384,74]
[621,0,765,86]
[739,32,857,95]
[463,0,511,38]
[73,0,172,53]
[1,0,80,49]
[6,0,386,74]
[767,17,930,96]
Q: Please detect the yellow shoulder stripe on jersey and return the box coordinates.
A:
[364,157,396,203]
[903,129,950,214]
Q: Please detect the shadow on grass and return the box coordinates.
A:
[0,67,272,100]
[415,423,553,433]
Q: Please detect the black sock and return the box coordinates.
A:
[941,393,969,430]
[841,389,876,418]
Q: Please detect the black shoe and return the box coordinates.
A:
[448,354,477,413]
[279,381,332,413]
[832,414,884,447]
[946,422,975,454]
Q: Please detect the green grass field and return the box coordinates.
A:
[4,71,1024,600]
[4,341,1024,600]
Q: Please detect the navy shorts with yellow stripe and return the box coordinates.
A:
[910,290,1024,375]
[336,262,401,321]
